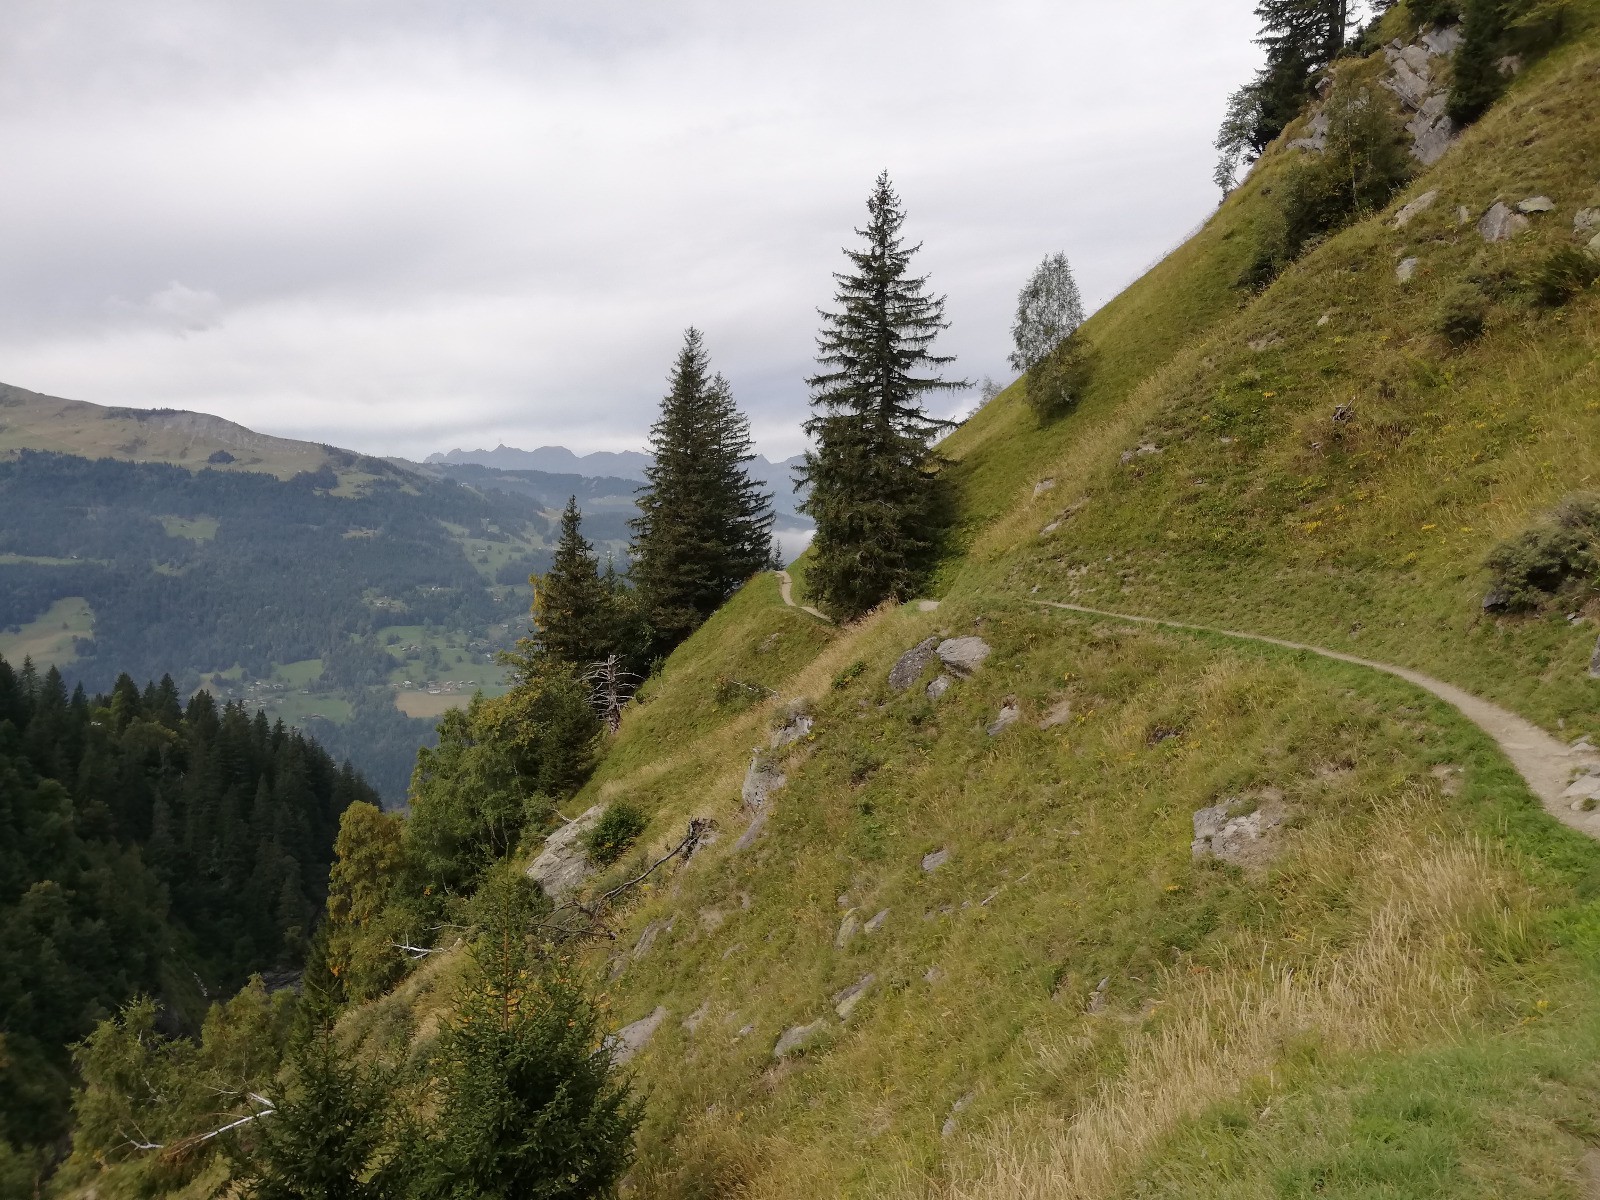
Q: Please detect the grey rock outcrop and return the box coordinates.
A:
[1479,202,1531,243]
[773,1019,828,1058]
[1517,195,1556,214]
[1287,111,1329,153]
[1407,93,1456,166]
[936,637,992,676]
[864,907,890,934]
[742,752,786,810]
[921,847,950,872]
[833,973,876,1020]
[632,918,673,960]
[1396,257,1420,283]
[1382,34,1462,164]
[682,1001,712,1035]
[733,806,769,851]
[1590,634,1600,679]
[1575,208,1600,237]
[1392,189,1439,228]
[1033,478,1056,498]
[889,638,940,693]
[526,805,605,900]
[927,674,955,701]
[1192,792,1290,869]
[770,709,814,748]
[941,1092,974,1138]
[608,1006,667,1064]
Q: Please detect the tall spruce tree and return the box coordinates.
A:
[1215,0,1353,189]
[630,329,774,655]
[799,172,966,618]
[530,498,615,668]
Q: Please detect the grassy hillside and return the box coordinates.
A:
[519,8,1600,1195]
[56,5,1600,1197]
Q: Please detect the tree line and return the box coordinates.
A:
[0,653,377,1191]
[42,170,1098,1200]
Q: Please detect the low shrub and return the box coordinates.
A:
[1530,245,1600,306]
[1484,493,1600,610]
[1433,282,1489,345]
[1243,77,1411,289]
[583,802,648,865]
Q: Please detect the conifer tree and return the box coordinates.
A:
[1215,0,1354,189]
[799,173,966,617]
[630,329,774,655]
[411,872,640,1199]
[530,499,615,668]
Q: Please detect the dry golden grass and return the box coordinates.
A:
[909,812,1525,1200]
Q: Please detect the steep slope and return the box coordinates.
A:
[65,7,1600,1197]
[504,10,1600,1196]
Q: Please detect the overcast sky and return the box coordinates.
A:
[0,1,1265,460]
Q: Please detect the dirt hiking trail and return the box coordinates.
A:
[775,569,832,622]
[1033,600,1600,843]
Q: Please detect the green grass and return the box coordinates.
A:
[0,596,93,669]
[156,514,219,540]
[305,12,1600,1200]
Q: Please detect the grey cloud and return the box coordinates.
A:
[0,0,1266,459]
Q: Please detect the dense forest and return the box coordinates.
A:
[0,653,375,1179]
[0,452,575,797]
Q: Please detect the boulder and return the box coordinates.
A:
[936,637,992,676]
[1517,195,1556,214]
[986,698,1022,737]
[1482,588,1510,613]
[1086,977,1110,1015]
[742,752,786,810]
[608,1006,667,1065]
[1562,774,1600,802]
[922,847,950,872]
[834,911,859,948]
[864,907,890,934]
[526,805,605,901]
[833,973,876,1020]
[889,637,940,692]
[1479,202,1531,243]
[1396,256,1420,283]
[1033,477,1056,498]
[1422,25,1463,56]
[1590,634,1600,679]
[1392,189,1439,228]
[1040,697,1074,730]
[917,599,942,612]
[1575,209,1600,237]
[927,674,955,700]
[773,1019,828,1058]
[682,1001,712,1035]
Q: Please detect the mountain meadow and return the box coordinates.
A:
[7,0,1600,1196]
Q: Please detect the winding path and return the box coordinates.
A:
[1032,599,1600,842]
[775,569,832,622]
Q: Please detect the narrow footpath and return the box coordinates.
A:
[775,569,832,622]
[1032,600,1600,843]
